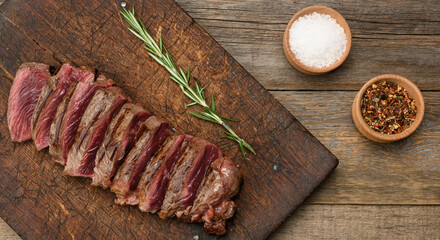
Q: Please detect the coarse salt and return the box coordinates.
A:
[289,12,347,69]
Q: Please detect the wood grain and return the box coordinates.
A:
[0,219,19,240]
[270,204,440,240]
[0,15,60,80]
[175,0,440,91]
[272,91,440,205]
[0,0,439,239]
[0,0,337,239]
[1,90,437,236]
[1,204,440,240]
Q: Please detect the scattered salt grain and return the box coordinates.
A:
[289,12,347,68]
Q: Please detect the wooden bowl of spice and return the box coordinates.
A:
[352,74,424,143]
[283,6,352,75]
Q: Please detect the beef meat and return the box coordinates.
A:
[176,157,241,235]
[31,71,57,138]
[32,63,95,150]
[49,75,115,165]
[92,103,150,188]
[63,86,127,177]
[111,116,170,205]
[181,142,222,208]
[159,138,222,219]
[9,62,242,236]
[8,62,50,142]
[137,135,193,213]
[49,81,79,163]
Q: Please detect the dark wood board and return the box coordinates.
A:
[0,0,338,239]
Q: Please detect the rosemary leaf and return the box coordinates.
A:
[239,142,247,157]
[222,116,238,122]
[186,102,198,107]
[211,95,216,111]
[120,7,256,159]
[241,140,256,155]
[186,67,190,82]
[189,111,217,123]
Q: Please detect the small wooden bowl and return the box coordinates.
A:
[352,74,425,143]
[283,6,352,75]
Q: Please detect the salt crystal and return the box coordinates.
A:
[289,12,347,68]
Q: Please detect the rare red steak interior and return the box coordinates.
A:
[7,62,241,235]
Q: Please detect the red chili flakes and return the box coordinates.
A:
[361,81,417,135]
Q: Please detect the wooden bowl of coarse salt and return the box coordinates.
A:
[283,6,352,75]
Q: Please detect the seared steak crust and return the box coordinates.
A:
[63,87,127,176]
[177,157,241,235]
[8,62,242,236]
[111,116,170,205]
[137,135,193,213]
[32,64,95,150]
[49,75,115,165]
[92,103,150,188]
[159,138,222,219]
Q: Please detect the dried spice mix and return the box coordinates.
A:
[361,81,417,135]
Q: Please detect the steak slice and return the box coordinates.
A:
[159,138,222,219]
[49,74,115,165]
[63,86,128,177]
[9,62,243,236]
[32,63,94,150]
[31,73,57,138]
[8,62,50,142]
[92,103,150,188]
[111,116,170,205]
[181,141,223,208]
[137,134,193,213]
[49,81,78,162]
[176,157,241,235]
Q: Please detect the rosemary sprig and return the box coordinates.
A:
[120,7,256,159]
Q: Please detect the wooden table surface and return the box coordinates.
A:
[0,0,438,239]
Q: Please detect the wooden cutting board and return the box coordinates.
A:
[0,0,338,239]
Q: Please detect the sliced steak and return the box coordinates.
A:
[111,116,170,205]
[32,63,94,150]
[63,86,128,177]
[137,134,193,213]
[176,157,241,235]
[181,141,222,208]
[31,73,57,138]
[49,81,79,163]
[49,75,115,165]
[92,103,150,188]
[159,138,222,219]
[8,62,50,142]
